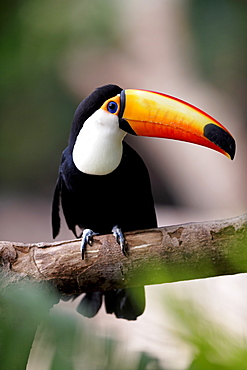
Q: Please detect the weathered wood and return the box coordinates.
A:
[1,214,247,295]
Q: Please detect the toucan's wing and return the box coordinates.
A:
[52,148,79,238]
[51,174,61,239]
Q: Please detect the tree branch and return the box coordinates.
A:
[1,214,247,295]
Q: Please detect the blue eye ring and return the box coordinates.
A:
[107,101,118,114]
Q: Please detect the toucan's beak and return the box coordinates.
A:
[124,89,236,159]
[101,89,236,160]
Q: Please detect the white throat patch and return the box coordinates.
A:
[72,109,126,175]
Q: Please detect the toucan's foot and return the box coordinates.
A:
[112,225,128,257]
[80,229,98,260]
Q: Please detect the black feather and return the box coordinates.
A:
[51,176,61,239]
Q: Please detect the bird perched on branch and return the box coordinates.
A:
[52,84,235,320]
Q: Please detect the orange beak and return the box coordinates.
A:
[101,89,236,160]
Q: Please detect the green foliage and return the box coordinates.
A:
[0,280,163,370]
[188,0,247,95]
[1,0,118,87]
[1,278,247,369]
[0,280,57,369]
[165,294,247,370]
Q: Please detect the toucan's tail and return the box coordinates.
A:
[76,287,145,320]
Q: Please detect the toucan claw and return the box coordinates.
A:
[112,225,129,257]
[80,229,98,260]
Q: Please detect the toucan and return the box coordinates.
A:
[52,84,235,320]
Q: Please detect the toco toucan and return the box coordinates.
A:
[52,84,235,320]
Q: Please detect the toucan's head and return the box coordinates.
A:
[71,84,235,175]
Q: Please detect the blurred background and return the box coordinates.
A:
[1,0,247,368]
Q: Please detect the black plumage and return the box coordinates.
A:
[52,84,157,320]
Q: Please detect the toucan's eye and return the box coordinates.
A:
[107,101,118,114]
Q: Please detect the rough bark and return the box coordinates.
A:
[1,214,247,296]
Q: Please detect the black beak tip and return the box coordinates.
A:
[204,123,236,160]
[229,143,236,160]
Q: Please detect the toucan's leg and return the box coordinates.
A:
[112,225,129,256]
[80,229,98,260]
